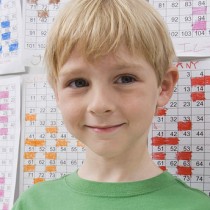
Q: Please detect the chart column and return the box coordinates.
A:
[204,68,210,196]
[190,65,205,191]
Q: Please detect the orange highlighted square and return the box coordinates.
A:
[24,152,36,159]
[24,165,35,172]
[77,140,85,147]
[45,127,58,133]
[25,114,36,121]
[56,139,68,147]
[45,152,57,160]
[34,178,45,184]
[45,165,56,172]
[25,139,46,147]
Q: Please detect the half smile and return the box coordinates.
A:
[85,123,125,133]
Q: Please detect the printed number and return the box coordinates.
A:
[170,161,178,166]
[173,86,178,92]
[182,31,192,36]
[196,146,204,151]
[157,146,164,151]
[196,176,203,181]
[171,2,178,7]
[184,1,192,7]
[39,173,44,178]
[170,146,178,152]
[196,131,204,136]
[183,101,191,107]
[169,131,177,137]
[183,176,191,181]
[157,117,164,122]
[171,17,179,23]
[196,116,204,122]
[170,32,179,37]
[183,161,191,167]
[183,131,191,136]
[39,160,45,165]
[195,31,205,36]
[183,86,191,92]
[183,146,191,151]
[170,117,177,122]
[198,16,206,21]
[198,1,205,6]
[170,101,177,107]
[157,161,164,166]
[158,3,165,8]
[157,131,164,137]
[183,116,190,121]
[196,161,203,167]
[185,16,192,22]
[196,101,204,107]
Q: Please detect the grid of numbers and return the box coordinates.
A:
[149,60,210,196]
[0,78,20,210]
[150,0,210,38]
[23,0,68,66]
[0,0,19,64]
[22,75,85,191]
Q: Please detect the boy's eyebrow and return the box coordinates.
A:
[59,62,144,76]
[58,66,86,76]
[112,63,142,70]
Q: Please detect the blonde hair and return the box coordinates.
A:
[44,0,176,87]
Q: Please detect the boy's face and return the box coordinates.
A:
[55,47,175,159]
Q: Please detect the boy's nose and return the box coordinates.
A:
[87,87,115,115]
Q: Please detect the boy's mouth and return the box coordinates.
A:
[85,123,125,133]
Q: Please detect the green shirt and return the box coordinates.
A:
[12,171,210,210]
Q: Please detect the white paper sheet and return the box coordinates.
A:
[149,0,210,57]
[20,74,85,192]
[20,59,210,196]
[0,77,21,210]
[22,0,69,68]
[0,0,25,74]
[149,59,210,196]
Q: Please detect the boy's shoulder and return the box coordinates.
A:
[23,175,67,195]
[12,175,69,210]
[165,174,210,208]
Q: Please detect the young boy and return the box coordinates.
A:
[13,0,210,209]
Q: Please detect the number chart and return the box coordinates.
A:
[21,75,85,191]
[23,0,68,67]
[21,61,210,197]
[149,59,210,196]
[0,77,21,210]
[149,0,210,56]
[0,0,24,74]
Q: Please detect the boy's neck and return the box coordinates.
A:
[78,148,162,183]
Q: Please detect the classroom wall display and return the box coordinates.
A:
[0,77,21,210]
[0,0,24,74]
[19,60,210,197]
[22,0,68,67]
[149,59,210,196]
[149,0,210,56]
[20,74,85,191]
[0,0,210,208]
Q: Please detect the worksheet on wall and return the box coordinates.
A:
[149,0,210,57]
[20,74,85,192]
[0,77,21,210]
[0,0,25,74]
[20,59,210,196]
[148,59,210,196]
[22,0,69,67]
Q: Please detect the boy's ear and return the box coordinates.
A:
[157,67,179,107]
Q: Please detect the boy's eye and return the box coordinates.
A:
[116,75,136,84]
[68,79,89,88]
